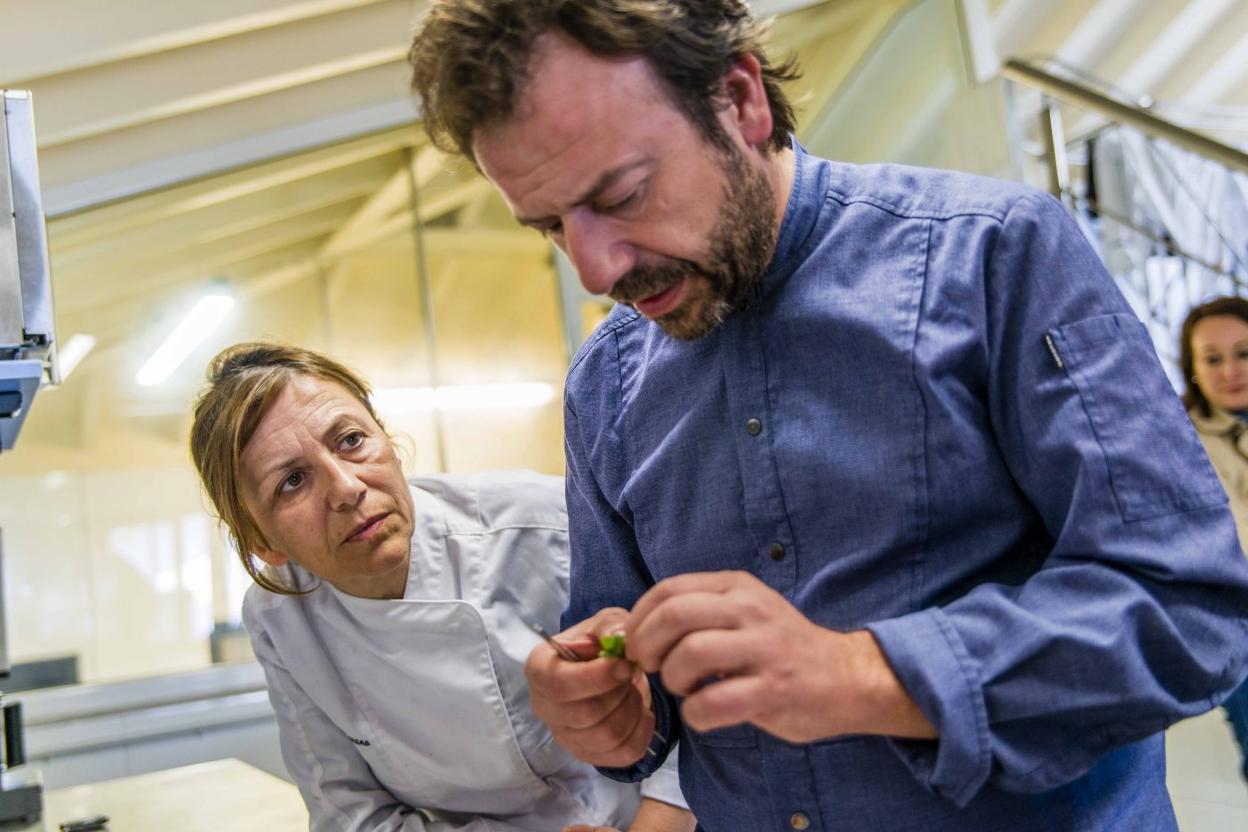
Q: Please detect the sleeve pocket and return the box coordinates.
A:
[1049,313,1227,523]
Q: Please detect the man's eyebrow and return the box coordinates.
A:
[517,160,650,228]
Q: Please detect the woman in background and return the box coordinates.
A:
[1181,296,1248,785]
[189,342,692,832]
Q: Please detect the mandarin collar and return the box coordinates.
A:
[757,138,827,301]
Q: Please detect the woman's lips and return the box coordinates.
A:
[346,513,389,543]
[633,278,687,319]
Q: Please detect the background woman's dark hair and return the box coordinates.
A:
[1180,295,1248,417]
[409,0,800,163]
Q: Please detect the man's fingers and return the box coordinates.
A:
[563,606,630,639]
[532,669,635,730]
[680,674,768,734]
[558,680,655,766]
[657,628,755,697]
[628,590,745,672]
[627,571,753,634]
[527,643,635,704]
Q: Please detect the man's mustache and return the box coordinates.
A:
[609,258,706,305]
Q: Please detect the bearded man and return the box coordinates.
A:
[409,3,1248,830]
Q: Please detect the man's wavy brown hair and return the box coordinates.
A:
[409,0,800,163]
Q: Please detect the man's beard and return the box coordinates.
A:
[608,145,777,341]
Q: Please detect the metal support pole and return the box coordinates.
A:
[403,148,448,474]
[1040,98,1069,199]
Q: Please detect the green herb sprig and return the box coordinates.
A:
[598,632,627,659]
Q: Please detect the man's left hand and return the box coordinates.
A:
[625,570,937,743]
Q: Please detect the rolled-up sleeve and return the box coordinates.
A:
[868,192,1248,805]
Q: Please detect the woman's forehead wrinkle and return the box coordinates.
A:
[241,381,360,487]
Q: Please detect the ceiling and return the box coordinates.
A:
[1,0,1245,470]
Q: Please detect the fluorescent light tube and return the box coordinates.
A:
[57,333,96,379]
[372,382,555,413]
[136,294,235,387]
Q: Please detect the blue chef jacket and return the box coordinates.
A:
[561,143,1248,831]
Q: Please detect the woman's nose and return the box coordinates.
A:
[325,460,366,510]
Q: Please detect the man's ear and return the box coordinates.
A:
[721,53,774,150]
[253,547,290,568]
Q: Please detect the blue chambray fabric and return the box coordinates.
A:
[562,142,1248,831]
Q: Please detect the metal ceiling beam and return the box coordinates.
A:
[0,0,400,83]
[749,0,835,17]
[1053,0,1151,72]
[30,0,415,148]
[53,181,374,272]
[324,179,495,261]
[43,108,416,218]
[38,48,409,150]
[243,225,546,304]
[992,0,1062,61]
[1063,0,1240,145]
[955,0,1000,84]
[1114,0,1239,97]
[1184,29,1248,106]
[793,0,913,145]
[767,0,885,54]
[321,145,448,258]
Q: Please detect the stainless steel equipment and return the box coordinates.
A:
[0,89,54,828]
[1,89,57,454]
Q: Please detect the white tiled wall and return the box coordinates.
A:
[0,467,242,684]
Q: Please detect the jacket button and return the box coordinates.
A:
[769,543,785,561]
[790,812,811,830]
[745,417,763,436]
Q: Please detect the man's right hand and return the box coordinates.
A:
[525,607,655,768]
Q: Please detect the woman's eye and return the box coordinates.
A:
[1205,355,1222,366]
[341,431,365,450]
[280,471,304,494]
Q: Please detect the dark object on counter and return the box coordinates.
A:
[0,534,43,828]
[0,779,40,828]
[59,816,110,832]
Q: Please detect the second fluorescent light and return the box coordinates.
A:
[136,293,235,387]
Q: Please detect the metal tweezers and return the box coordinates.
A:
[529,623,665,755]
[531,622,585,662]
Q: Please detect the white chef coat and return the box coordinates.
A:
[243,471,678,831]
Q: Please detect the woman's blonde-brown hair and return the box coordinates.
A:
[190,342,384,595]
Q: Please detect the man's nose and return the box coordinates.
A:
[563,211,634,296]
[325,459,366,510]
